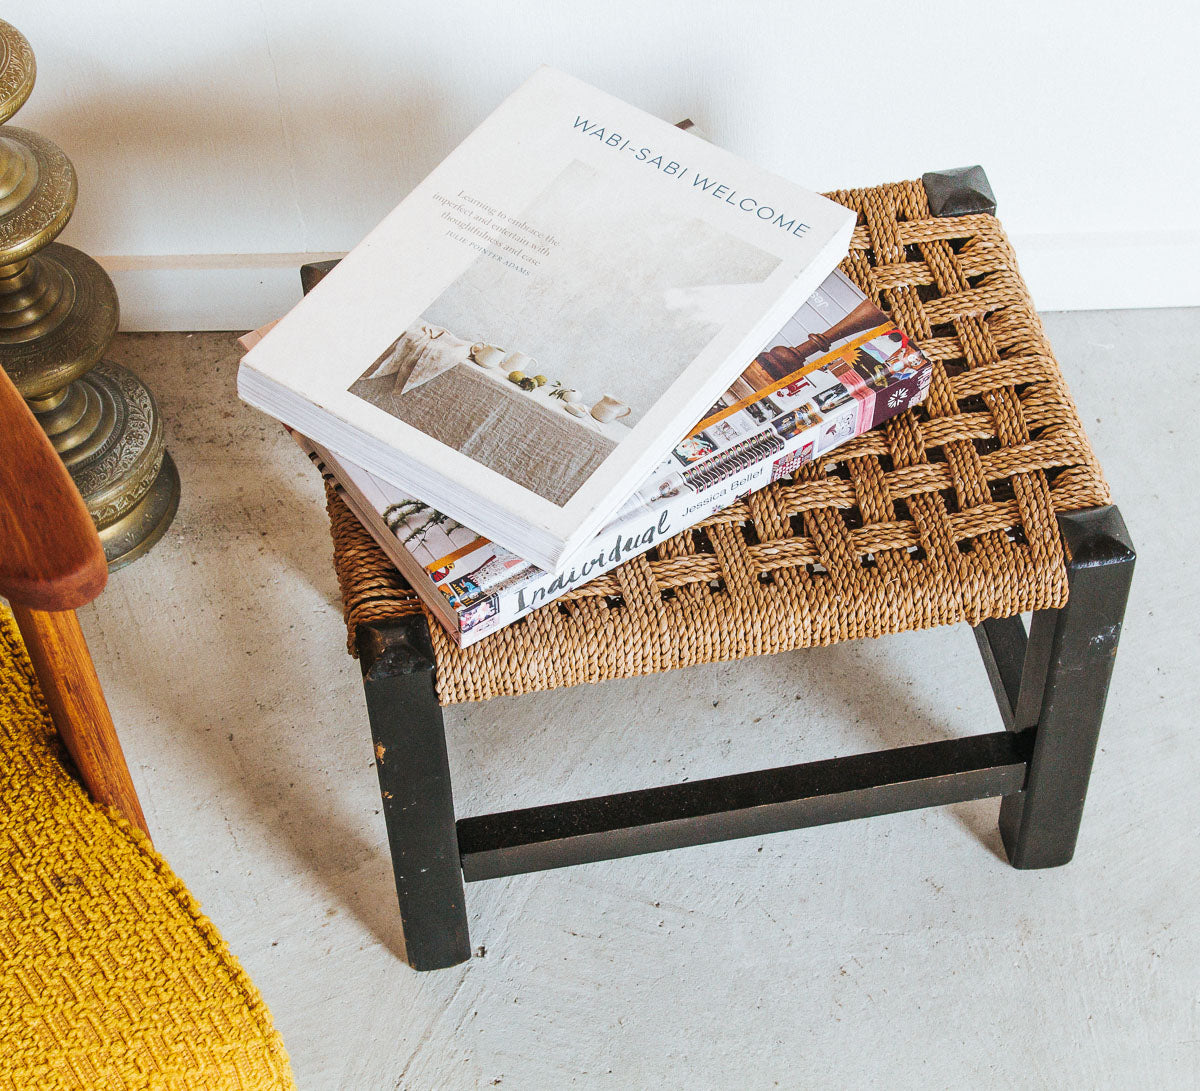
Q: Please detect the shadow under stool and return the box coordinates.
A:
[302,167,1135,970]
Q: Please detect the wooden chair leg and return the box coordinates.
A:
[359,616,470,971]
[12,604,151,841]
[998,506,1136,868]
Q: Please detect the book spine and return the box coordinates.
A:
[458,423,811,645]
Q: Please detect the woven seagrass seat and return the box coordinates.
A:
[309,169,1135,971]
[327,174,1108,702]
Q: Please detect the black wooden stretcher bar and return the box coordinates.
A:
[357,505,1134,970]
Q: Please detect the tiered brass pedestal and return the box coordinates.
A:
[0,20,177,569]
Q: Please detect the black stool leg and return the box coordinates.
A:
[999,505,1135,868]
[359,616,470,970]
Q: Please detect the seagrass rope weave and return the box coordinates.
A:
[325,177,1110,705]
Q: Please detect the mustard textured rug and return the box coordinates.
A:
[0,607,294,1090]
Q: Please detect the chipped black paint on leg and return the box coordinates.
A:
[360,616,470,970]
[998,506,1136,868]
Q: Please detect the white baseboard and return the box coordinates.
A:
[98,232,1200,332]
[1011,230,1200,313]
[99,252,346,332]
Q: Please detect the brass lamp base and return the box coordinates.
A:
[0,242,119,399]
[101,450,180,571]
[0,20,179,571]
[35,359,181,569]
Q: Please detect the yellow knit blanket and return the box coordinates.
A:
[0,607,294,1090]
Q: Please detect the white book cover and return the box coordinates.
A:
[285,271,933,648]
[239,66,854,572]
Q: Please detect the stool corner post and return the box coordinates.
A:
[1000,503,1135,869]
[357,615,470,970]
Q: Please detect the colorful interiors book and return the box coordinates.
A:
[294,271,933,647]
[239,66,855,572]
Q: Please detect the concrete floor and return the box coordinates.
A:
[78,309,1197,1089]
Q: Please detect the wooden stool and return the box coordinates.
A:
[308,168,1134,970]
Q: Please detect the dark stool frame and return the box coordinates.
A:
[357,506,1133,971]
[301,168,1135,971]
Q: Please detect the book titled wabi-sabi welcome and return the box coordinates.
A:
[239,67,855,571]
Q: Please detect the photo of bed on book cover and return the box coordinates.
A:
[346,159,781,508]
[307,269,933,647]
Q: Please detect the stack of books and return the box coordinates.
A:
[239,68,932,647]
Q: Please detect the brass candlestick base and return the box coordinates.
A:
[33,360,181,570]
[0,242,119,398]
[0,20,178,568]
